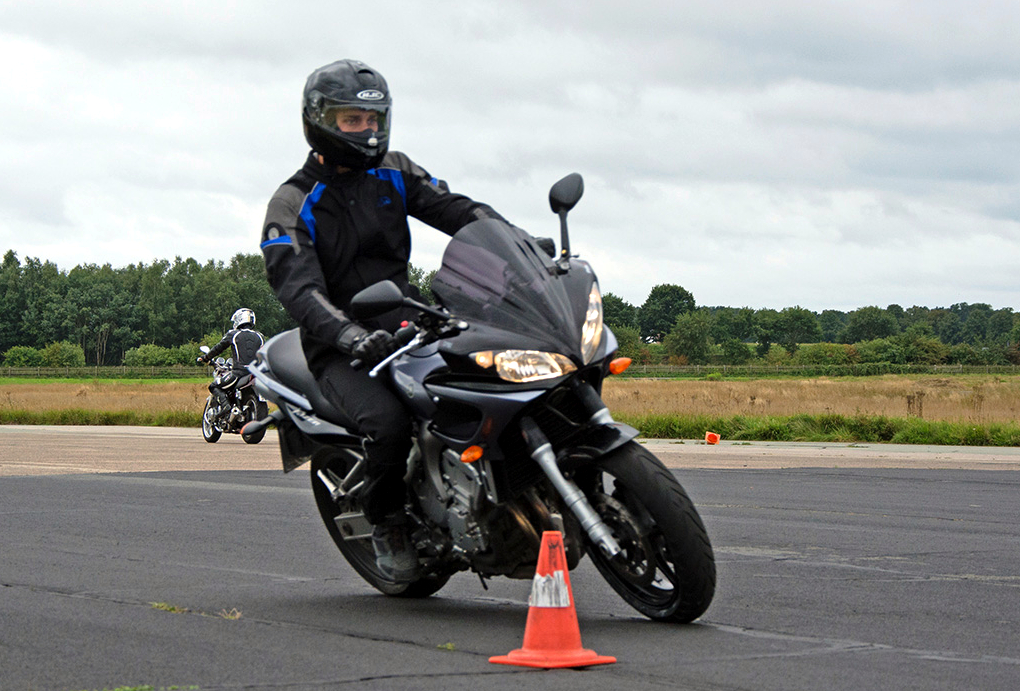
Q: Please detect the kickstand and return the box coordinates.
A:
[476,572,489,591]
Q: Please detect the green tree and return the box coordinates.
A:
[960,304,991,345]
[843,306,899,343]
[988,308,1015,346]
[663,309,712,364]
[602,292,639,330]
[753,309,780,357]
[818,310,847,342]
[709,306,755,344]
[609,324,643,360]
[720,337,753,364]
[638,284,695,341]
[776,306,822,354]
[408,262,437,304]
[891,323,948,364]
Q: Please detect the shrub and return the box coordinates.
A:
[793,343,854,365]
[3,345,43,367]
[124,343,176,367]
[41,341,86,367]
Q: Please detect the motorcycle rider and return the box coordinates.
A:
[198,308,266,417]
[260,59,509,583]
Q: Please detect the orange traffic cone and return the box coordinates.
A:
[705,431,720,444]
[489,531,616,669]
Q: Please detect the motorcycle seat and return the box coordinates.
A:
[259,329,356,430]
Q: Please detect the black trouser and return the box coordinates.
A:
[319,356,413,525]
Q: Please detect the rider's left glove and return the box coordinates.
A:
[352,330,399,367]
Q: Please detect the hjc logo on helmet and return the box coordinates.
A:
[358,90,385,101]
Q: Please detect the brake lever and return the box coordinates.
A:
[368,332,428,379]
[366,319,470,378]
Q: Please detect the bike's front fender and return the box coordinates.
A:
[556,420,640,469]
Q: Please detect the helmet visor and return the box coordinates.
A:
[309,97,390,142]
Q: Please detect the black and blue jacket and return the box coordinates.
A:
[261,151,506,374]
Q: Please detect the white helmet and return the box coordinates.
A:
[231,308,255,329]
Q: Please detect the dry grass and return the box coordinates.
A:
[0,381,209,414]
[603,375,1020,424]
[7,375,1020,426]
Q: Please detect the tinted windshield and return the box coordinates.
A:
[431,220,595,357]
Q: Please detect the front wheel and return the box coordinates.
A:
[201,397,221,443]
[579,441,715,623]
[310,447,450,598]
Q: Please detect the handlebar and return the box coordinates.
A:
[349,315,470,377]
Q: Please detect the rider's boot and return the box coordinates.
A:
[371,513,419,583]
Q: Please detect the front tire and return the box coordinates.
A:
[310,447,449,598]
[580,441,715,623]
[201,398,221,443]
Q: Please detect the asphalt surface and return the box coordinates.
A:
[1,427,1019,690]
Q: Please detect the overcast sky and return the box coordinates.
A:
[2,0,1019,312]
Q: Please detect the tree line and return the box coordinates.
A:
[0,250,294,367]
[607,284,1020,366]
[2,248,1018,368]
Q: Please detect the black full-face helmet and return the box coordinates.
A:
[302,59,391,170]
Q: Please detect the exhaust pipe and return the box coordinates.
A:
[240,409,284,438]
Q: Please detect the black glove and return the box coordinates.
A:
[196,356,206,364]
[338,324,398,367]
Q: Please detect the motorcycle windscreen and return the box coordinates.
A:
[431,220,592,358]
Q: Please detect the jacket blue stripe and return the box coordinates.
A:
[260,236,292,249]
[368,168,407,207]
[299,182,327,244]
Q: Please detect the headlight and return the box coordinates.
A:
[473,350,577,383]
[580,283,603,364]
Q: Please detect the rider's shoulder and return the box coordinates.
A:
[377,151,429,179]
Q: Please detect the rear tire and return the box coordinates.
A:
[580,441,715,623]
[310,447,449,598]
[201,398,221,443]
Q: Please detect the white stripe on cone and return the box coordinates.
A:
[528,570,571,608]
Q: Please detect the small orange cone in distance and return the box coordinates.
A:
[489,531,616,669]
[705,431,721,444]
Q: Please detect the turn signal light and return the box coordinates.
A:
[460,445,484,463]
[609,357,632,375]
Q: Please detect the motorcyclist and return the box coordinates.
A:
[260,59,509,583]
[198,308,266,417]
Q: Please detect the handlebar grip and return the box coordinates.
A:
[350,358,364,370]
[395,323,418,345]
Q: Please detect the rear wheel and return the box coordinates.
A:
[310,447,450,598]
[201,398,221,443]
[579,441,715,623]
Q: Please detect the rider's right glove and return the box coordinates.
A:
[337,323,399,368]
[196,356,206,364]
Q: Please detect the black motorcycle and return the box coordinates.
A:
[199,349,269,444]
[243,174,715,623]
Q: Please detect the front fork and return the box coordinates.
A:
[520,415,622,559]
